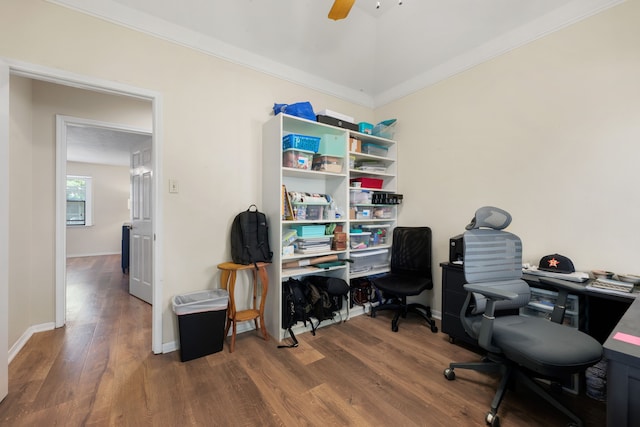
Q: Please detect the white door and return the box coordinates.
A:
[129,140,153,304]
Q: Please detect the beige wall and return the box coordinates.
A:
[8,77,34,346]
[3,0,639,349]
[376,0,640,313]
[2,0,373,348]
[66,162,130,257]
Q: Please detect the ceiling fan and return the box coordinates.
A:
[328,0,356,21]
[328,1,403,21]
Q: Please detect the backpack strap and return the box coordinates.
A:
[243,205,260,269]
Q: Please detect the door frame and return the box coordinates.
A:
[0,57,164,355]
[56,115,153,320]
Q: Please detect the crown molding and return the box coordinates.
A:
[48,0,624,109]
[374,0,626,107]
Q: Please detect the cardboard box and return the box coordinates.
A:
[349,137,361,153]
[332,232,347,251]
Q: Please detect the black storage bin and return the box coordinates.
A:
[173,289,229,362]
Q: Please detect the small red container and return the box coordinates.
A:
[351,177,383,189]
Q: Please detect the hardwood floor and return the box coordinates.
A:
[0,255,606,426]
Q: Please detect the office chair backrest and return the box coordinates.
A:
[463,227,530,314]
[390,226,432,279]
[464,229,522,283]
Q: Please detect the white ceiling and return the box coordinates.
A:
[66,125,151,167]
[49,0,623,108]
[53,0,622,165]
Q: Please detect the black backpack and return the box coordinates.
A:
[304,276,349,323]
[279,278,313,348]
[282,278,313,328]
[230,204,273,267]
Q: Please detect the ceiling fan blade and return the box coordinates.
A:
[328,0,356,21]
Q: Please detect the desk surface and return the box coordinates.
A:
[441,262,638,303]
[522,273,638,304]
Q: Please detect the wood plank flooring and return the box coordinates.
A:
[0,255,606,426]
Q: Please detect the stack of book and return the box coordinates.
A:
[294,236,332,254]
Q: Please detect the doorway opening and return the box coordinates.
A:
[59,115,154,313]
[0,60,164,364]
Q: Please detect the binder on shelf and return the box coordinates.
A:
[282,185,294,220]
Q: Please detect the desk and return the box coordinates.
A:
[603,296,640,426]
[522,273,636,343]
[440,262,636,345]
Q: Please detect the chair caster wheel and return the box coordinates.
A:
[430,324,438,333]
[443,368,455,380]
[486,411,500,427]
[391,324,398,332]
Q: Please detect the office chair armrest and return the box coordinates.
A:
[537,277,586,294]
[537,277,585,324]
[462,284,518,353]
[463,283,518,301]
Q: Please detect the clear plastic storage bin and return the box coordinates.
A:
[350,249,390,273]
[283,149,314,169]
[350,232,371,249]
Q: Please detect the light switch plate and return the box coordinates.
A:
[169,179,179,193]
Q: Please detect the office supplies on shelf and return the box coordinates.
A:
[282,254,339,269]
[282,185,294,220]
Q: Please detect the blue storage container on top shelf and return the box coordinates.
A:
[282,134,321,152]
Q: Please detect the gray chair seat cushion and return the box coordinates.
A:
[471,315,603,377]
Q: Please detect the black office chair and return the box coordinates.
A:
[370,226,438,333]
[443,207,602,427]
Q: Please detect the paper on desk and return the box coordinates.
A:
[585,284,638,298]
[523,266,589,282]
[613,332,640,346]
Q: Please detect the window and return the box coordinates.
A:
[66,176,92,226]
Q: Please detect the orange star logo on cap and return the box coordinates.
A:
[548,258,560,268]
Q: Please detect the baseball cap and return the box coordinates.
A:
[538,254,575,274]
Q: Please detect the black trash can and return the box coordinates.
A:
[172,289,229,362]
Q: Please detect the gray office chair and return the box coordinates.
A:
[443,207,602,427]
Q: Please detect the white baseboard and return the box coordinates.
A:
[8,322,56,363]
[66,251,120,258]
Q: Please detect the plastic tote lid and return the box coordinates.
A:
[172,289,229,315]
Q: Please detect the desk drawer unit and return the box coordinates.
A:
[441,263,477,346]
[521,287,580,328]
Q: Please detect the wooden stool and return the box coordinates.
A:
[217,262,269,352]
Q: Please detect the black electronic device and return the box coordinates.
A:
[316,114,359,131]
[449,234,463,263]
